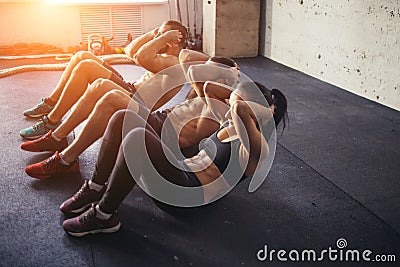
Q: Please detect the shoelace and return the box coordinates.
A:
[36,99,46,110]
[80,206,97,224]
[41,155,58,169]
[32,120,45,131]
[74,183,90,200]
[36,99,53,112]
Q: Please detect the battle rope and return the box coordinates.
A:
[0,54,136,79]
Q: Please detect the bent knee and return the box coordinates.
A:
[109,109,131,128]
[74,51,96,61]
[97,90,128,110]
[74,59,99,74]
[90,78,109,90]
[122,128,146,147]
[86,78,113,95]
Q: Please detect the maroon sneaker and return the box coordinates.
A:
[63,204,121,237]
[21,130,68,152]
[25,151,79,179]
[60,181,106,214]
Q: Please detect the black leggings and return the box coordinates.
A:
[91,109,163,184]
[94,110,201,213]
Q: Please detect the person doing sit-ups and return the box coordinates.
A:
[20,20,187,140]
[61,81,288,236]
[23,53,240,179]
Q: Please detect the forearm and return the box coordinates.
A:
[179,49,209,65]
[203,82,233,122]
[187,66,230,99]
[134,35,168,66]
[125,31,154,59]
[204,81,233,101]
[186,67,205,97]
[179,49,210,86]
[232,102,264,158]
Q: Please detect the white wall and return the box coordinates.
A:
[0,1,169,50]
[260,0,400,111]
[143,4,170,32]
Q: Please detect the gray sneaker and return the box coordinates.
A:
[23,98,55,118]
[20,116,60,140]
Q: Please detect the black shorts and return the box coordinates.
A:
[103,62,137,93]
[109,72,147,106]
[137,105,169,138]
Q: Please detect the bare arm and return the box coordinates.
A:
[204,81,234,122]
[179,49,210,64]
[178,49,210,99]
[231,101,271,175]
[187,64,239,99]
[124,28,158,60]
[134,30,182,73]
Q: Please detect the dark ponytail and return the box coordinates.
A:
[236,82,288,135]
[271,88,288,133]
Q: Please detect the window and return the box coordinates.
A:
[80,5,143,48]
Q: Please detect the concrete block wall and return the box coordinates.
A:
[260,0,400,111]
[203,0,260,57]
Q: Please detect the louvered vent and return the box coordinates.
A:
[80,5,143,48]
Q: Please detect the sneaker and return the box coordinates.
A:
[63,204,121,237]
[25,151,79,179]
[20,116,60,140]
[60,181,106,214]
[23,98,55,118]
[21,130,68,152]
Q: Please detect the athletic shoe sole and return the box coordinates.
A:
[20,138,68,153]
[26,169,78,179]
[23,112,50,119]
[20,132,48,140]
[66,222,121,237]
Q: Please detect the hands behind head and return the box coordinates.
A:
[158,30,183,47]
[232,99,274,124]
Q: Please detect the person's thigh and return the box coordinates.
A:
[91,79,132,97]
[123,128,199,187]
[76,51,103,64]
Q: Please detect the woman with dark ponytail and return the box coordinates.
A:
[61,81,288,237]
[271,88,288,132]
[212,82,287,137]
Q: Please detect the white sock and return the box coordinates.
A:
[95,205,112,220]
[88,180,104,192]
[58,153,70,166]
[51,132,62,141]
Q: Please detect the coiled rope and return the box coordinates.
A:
[0,54,136,79]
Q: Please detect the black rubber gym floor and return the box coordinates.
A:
[0,56,399,266]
